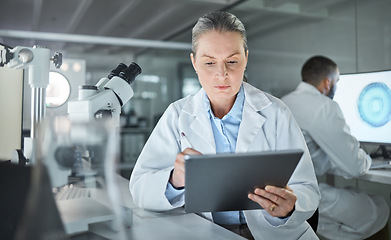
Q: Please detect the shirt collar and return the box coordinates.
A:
[298,81,322,95]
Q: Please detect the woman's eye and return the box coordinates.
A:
[227,61,238,64]
[205,62,214,66]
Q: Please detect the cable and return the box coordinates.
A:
[370,144,391,159]
[379,145,391,159]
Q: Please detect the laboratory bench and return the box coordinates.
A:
[60,174,245,240]
[359,169,391,185]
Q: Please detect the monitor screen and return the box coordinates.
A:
[333,70,391,145]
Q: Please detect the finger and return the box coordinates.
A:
[253,187,296,217]
[265,185,295,201]
[174,152,186,171]
[285,185,294,192]
[248,193,279,217]
[247,193,271,208]
[254,188,281,204]
[183,148,202,155]
[171,149,202,188]
[171,153,187,188]
[176,148,201,170]
[261,186,297,209]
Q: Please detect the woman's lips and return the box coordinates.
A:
[215,86,230,90]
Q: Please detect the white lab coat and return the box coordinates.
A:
[282,82,390,240]
[130,82,320,240]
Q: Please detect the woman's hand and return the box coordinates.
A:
[248,185,297,218]
[169,148,201,189]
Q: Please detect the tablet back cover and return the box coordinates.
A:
[184,149,303,213]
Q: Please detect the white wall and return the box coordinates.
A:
[245,0,391,98]
[245,1,356,97]
[356,0,391,71]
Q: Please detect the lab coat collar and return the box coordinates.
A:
[181,82,272,115]
[182,87,205,116]
[203,85,244,122]
[182,88,216,150]
[297,81,322,95]
[242,82,272,112]
[236,82,271,152]
[181,82,273,153]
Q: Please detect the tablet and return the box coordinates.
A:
[184,149,303,213]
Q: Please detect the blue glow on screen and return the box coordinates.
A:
[358,82,391,127]
[334,70,391,144]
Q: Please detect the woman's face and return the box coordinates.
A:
[191,30,248,107]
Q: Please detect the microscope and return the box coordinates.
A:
[0,44,62,164]
[68,62,141,127]
[1,43,142,187]
[49,62,142,236]
[47,62,142,188]
[2,44,140,237]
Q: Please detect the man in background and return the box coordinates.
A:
[281,55,389,239]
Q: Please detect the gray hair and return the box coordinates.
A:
[191,11,248,55]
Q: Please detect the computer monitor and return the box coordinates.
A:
[333,69,391,146]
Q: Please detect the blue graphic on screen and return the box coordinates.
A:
[357,82,391,127]
[333,70,391,144]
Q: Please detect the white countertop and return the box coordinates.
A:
[59,174,245,240]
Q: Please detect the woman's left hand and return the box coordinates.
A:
[248,185,296,218]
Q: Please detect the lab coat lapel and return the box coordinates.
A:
[236,103,265,152]
[183,89,216,153]
[189,113,215,152]
[236,82,272,152]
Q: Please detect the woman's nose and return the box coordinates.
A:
[215,63,227,78]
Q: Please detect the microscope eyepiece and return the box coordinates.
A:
[108,63,128,79]
[119,62,142,84]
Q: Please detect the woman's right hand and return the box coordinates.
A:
[169,148,201,189]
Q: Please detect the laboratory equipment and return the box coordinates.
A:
[41,117,130,237]
[42,62,141,188]
[45,58,86,117]
[68,62,141,127]
[0,43,62,163]
[46,63,141,238]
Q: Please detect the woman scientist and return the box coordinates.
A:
[130,11,320,240]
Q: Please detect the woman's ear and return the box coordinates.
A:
[190,53,197,73]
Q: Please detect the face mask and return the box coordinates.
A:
[327,83,336,99]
